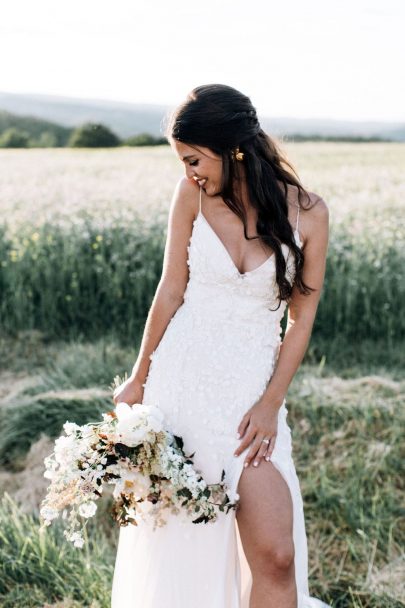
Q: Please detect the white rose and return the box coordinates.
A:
[116,423,149,447]
[115,402,142,423]
[146,414,164,433]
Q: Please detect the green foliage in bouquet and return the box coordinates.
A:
[39,376,239,547]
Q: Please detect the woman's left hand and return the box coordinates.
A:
[234,398,283,467]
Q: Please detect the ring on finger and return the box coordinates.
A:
[265,436,275,461]
[253,440,269,467]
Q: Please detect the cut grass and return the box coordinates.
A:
[0,341,403,606]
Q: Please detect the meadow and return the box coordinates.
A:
[0,143,404,607]
[1,143,404,368]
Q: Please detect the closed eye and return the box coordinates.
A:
[190,160,199,166]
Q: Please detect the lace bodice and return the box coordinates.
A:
[184,185,302,328]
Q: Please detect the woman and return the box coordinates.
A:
[111,84,330,608]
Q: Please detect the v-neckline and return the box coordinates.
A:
[197,210,276,277]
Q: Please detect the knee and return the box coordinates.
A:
[253,541,295,578]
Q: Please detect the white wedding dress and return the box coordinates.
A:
[111,185,330,608]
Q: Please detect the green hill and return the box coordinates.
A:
[0,110,72,147]
[1,91,404,141]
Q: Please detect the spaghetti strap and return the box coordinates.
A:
[199,185,202,214]
[295,203,300,233]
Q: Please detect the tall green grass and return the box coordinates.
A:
[0,214,164,345]
[0,208,403,352]
[0,493,113,607]
[315,209,405,347]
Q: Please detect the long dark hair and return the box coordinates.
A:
[164,83,315,308]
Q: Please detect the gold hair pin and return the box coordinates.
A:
[231,146,244,161]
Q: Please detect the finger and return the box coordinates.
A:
[243,437,263,468]
[252,436,271,467]
[234,426,256,457]
[237,412,251,439]
[265,435,277,462]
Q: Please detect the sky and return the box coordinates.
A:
[1,0,404,122]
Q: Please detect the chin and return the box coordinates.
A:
[205,184,220,197]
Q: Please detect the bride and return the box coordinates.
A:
[112,83,330,608]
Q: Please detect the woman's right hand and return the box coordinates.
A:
[112,375,145,407]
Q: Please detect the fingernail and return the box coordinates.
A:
[244,462,248,468]
[253,461,258,467]
[265,456,270,461]
[234,453,238,457]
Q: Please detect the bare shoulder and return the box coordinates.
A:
[286,184,329,247]
[172,176,200,219]
[303,190,329,224]
[287,183,328,214]
[305,189,328,210]
[305,191,329,240]
[158,177,201,302]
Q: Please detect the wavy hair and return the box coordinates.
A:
[163,83,315,308]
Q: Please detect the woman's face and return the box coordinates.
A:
[172,140,223,196]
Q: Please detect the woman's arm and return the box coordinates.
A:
[261,194,330,409]
[234,194,329,465]
[113,177,198,404]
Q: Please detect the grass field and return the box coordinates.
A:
[0,143,404,607]
[1,143,404,367]
[1,142,405,228]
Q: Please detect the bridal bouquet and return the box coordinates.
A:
[40,400,238,548]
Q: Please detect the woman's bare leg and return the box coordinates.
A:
[236,462,297,608]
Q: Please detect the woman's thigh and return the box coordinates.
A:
[236,460,294,571]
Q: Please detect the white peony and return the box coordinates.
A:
[115,402,165,447]
[115,423,150,447]
[115,402,142,423]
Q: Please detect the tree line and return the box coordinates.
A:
[0,122,167,148]
[0,109,395,148]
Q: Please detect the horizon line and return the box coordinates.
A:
[0,89,404,126]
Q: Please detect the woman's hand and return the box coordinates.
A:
[234,399,282,468]
[113,375,145,407]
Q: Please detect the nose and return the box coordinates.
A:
[185,166,196,180]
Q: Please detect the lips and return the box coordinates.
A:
[196,178,207,188]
